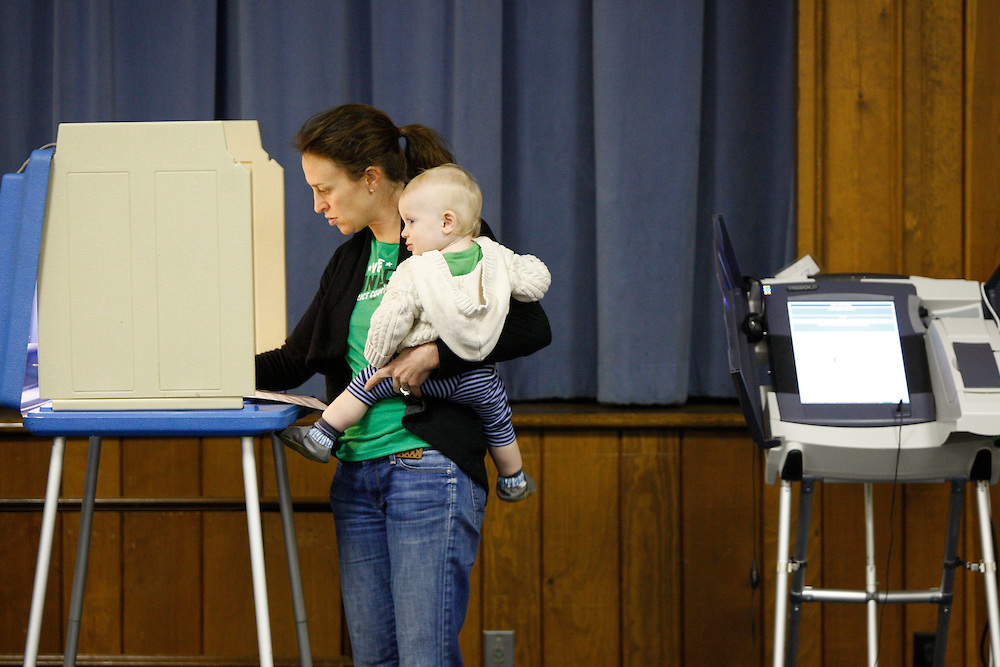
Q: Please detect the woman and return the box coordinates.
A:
[256,104,551,666]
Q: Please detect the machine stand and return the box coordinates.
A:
[22,432,313,667]
[773,478,1000,666]
[975,481,1000,665]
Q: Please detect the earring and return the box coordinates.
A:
[369,188,375,194]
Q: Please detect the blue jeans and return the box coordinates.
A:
[330,449,487,666]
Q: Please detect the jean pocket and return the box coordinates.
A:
[394,449,453,474]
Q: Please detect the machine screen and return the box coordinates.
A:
[765,279,935,427]
[787,300,909,405]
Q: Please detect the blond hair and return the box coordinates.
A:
[404,163,482,237]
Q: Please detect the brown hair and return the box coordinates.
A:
[295,104,453,183]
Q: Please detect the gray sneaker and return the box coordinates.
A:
[496,471,537,502]
[277,425,334,463]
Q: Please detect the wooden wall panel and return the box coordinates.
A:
[0,513,63,652]
[821,484,906,666]
[0,437,64,652]
[901,0,964,278]
[901,483,968,667]
[203,511,258,654]
[480,429,543,667]
[819,1,903,273]
[202,437,257,656]
[263,512,343,658]
[621,430,681,666]
[802,0,999,280]
[61,437,122,655]
[541,430,621,666]
[121,438,202,655]
[965,0,1000,282]
[681,430,760,665]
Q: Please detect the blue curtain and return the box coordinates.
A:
[0,0,794,405]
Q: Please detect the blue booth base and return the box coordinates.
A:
[22,400,301,437]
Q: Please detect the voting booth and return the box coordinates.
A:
[37,121,287,410]
[0,123,312,667]
[715,215,1000,666]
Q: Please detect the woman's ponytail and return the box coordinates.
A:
[398,124,453,182]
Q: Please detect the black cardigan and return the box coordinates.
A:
[256,222,551,489]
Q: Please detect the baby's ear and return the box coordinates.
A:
[442,210,458,234]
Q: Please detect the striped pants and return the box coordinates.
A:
[346,364,516,447]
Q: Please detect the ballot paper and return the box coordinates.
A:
[252,390,327,412]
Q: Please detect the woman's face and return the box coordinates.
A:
[301,153,373,236]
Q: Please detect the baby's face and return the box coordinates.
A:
[399,187,450,255]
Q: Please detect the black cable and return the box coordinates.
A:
[981,618,988,666]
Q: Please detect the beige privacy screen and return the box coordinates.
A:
[38,121,286,410]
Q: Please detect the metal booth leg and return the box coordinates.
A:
[773,479,794,666]
[931,480,965,666]
[864,484,878,667]
[786,478,815,664]
[271,433,313,667]
[63,436,102,667]
[242,436,274,667]
[23,436,66,667]
[975,480,1000,665]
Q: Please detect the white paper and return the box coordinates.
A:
[251,390,327,411]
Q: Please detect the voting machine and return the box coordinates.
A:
[714,215,1000,666]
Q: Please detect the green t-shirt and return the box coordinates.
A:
[442,242,482,276]
[334,239,484,461]
[335,239,426,461]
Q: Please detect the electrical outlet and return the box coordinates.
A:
[913,632,935,667]
[483,630,514,667]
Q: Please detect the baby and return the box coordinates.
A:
[278,163,550,501]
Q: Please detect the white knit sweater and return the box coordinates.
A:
[364,236,551,367]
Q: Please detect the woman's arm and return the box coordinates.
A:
[256,343,314,391]
[436,297,551,376]
[364,271,553,392]
[255,274,327,391]
[255,235,362,391]
[363,295,552,392]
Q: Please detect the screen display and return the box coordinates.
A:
[787,300,910,405]
[764,279,934,427]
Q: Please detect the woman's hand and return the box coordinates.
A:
[363,342,440,396]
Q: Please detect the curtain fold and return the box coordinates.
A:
[592,1,707,404]
[0,0,795,405]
